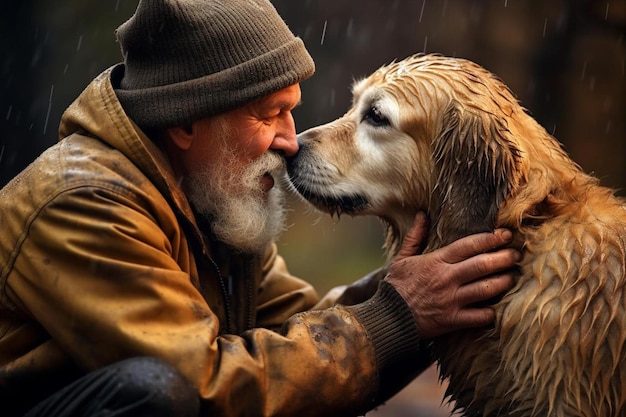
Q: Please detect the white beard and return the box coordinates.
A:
[184,137,288,254]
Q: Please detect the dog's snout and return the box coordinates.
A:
[285,139,305,169]
[296,130,315,146]
[287,131,315,164]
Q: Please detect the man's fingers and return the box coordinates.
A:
[453,307,497,330]
[453,248,520,285]
[395,212,429,259]
[440,229,514,264]
[456,273,516,306]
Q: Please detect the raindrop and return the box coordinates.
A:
[321,20,327,45]
[115,0,121,13]
[385,18,395,32]
[346,18,353,38]
[5,105,12,121]
[43,85,54,135]
[303,25,312,40]
[76,35,83,52]
[419,0,426,23]
[542,18,548,38]
[589,76,596,91]
[580,60,587,80]
[423,36,428,53]
[63,64,69,74]
[504,0,508,7]
[0,145,4,165]
[605,2,610,20]
[527,79,536,96]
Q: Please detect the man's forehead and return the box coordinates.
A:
[255,85,302,108]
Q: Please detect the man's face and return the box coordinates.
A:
[179,84,302,253]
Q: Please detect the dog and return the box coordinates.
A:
[286,54,626,417]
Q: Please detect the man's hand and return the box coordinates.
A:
[385,212,520,340]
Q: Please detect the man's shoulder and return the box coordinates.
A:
[1,134,159,214]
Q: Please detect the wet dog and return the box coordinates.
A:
[287,54,626,417]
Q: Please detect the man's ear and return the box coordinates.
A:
[166,124,195,151]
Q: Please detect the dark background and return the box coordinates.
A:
[1,1,624,191]
[1,1,624,415]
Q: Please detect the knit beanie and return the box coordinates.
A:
[114,0,315,130]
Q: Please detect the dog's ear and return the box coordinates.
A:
[427,101,520,248]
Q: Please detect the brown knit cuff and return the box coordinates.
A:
[346,281,434,405]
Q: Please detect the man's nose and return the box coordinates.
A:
[270,115,299,157]
[271,134,299,157]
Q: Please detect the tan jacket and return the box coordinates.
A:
[0,65,427,416]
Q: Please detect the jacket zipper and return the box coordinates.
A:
[206,255,233,334]
[246,274,254,330]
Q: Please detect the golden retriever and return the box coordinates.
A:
[286,54,626,417]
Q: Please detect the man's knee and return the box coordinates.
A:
[112,357,200,417]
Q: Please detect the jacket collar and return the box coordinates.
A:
[58,64,211,256]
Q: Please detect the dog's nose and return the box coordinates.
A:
[285,141,306,169]
[295,132,313,151]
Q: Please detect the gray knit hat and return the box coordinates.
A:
[114,0,315,130]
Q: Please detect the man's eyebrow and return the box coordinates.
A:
[256,94,302,112]
[275,99,302,110]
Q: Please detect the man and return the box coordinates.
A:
[0,0,519,416]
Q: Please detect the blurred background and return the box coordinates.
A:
[1,1,624,415]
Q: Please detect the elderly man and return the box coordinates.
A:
[0,0,518,416]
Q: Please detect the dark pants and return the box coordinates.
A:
[23,357,200,417]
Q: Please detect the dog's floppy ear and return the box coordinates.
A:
[427,101,520,249]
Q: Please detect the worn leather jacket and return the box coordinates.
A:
[0,64,430,416]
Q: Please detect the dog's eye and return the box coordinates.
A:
[363,107,389,127]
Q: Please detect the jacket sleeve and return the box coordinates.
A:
[10,185,429,416]
[313,267,388,310]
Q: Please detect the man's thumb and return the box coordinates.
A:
[395,212,429,259]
